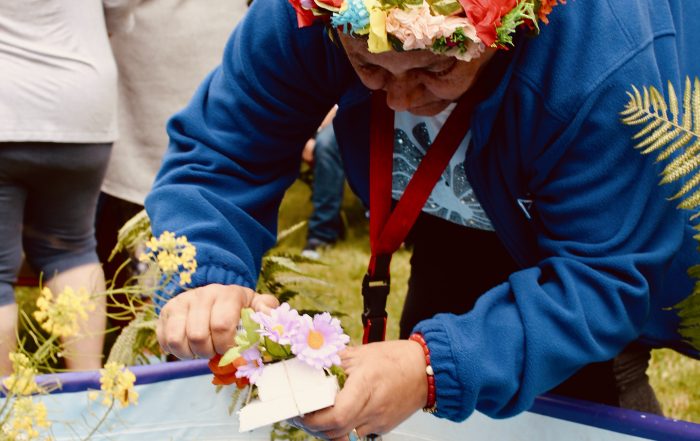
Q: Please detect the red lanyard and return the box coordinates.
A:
[362,90,480,343]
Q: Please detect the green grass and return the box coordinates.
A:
[275,180,700,423]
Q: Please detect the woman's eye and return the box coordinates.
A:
[427,61,456,77]
[359,64,380,72]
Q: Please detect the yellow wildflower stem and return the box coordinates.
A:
[105,258,133,291]
[81,400,115,441]
[32,335,59,366]
[0,394,12,426]
[0,395,20,432]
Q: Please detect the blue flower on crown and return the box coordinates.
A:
[331,0,370,34]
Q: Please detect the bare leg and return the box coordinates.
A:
[45,263,106,371]
[0,303,18,375]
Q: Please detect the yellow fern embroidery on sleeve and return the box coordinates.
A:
[621,76,700,353]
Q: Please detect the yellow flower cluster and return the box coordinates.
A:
[3,398,50,440]
[2,353,39,396]
[33,286,95,339]
[91,362,139,408]
[139,231,197,286]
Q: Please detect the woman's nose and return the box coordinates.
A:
[384,74,423,112]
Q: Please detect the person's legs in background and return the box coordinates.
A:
[43,264,106,370]
[0,146,30,375]
[21,142,111,370]
[0,303,18,375]
[303,125,345,259]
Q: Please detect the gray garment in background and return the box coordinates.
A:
[101,0,248,205]
[0,0,136,143]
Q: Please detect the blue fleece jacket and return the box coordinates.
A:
[146,0,700,422]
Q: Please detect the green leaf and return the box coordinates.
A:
[241,308,261,343]
[220,346,241,366]
[495,0,537,47]
[233,308,261,351]
[328,365,347,389]
[263,337,292,360]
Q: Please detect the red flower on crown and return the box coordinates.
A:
[537,0,566,24]
[208,353,249,388]
[287,0,340,28]
[458,0,518,47]
[288,0,318,27]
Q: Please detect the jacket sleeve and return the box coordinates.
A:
[414,44,688,420]
[144,0,339,302]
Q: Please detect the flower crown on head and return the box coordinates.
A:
[289,0,566,61]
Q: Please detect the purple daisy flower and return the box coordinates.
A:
[291,312,350,369]
[235,346,265,384]
[251,302,301,345]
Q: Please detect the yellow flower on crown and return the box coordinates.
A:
[139,231,197,287]
[33,286,95,338]
[2,353,40,396]
[92,362,139,408]
[5,397,50,440]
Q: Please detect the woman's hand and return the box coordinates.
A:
[301,339,428,440]
[155,283,279,359]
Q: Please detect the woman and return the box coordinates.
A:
[146,0,700,439]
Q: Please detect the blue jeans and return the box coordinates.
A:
[307,125,344,244]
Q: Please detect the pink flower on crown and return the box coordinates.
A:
[252,302,300,345]
[291,313,350,369]
[386,5,480,54]
[386,5,444,50]
[458,0,517,46]
[235,347,265,384]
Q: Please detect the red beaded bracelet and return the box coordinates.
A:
[408,333,437,413]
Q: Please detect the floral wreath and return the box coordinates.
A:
[289,0,566,61]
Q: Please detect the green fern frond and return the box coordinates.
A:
[107,309,159,365]
[277,220,307,243]
[676,281,700,348]
[622,76,700,353]
[258,252,328,300]
[109,209,152,261]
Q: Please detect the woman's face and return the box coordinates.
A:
[339,33,496,116]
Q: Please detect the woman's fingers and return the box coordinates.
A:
[161,309,192,359]
[157,284,264,359]
[301,348,375,437]
[301,340,427,438]
[186,290,217,358]
[303,373,370,436]
[250,292,280,314]
[210,285,252,354]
